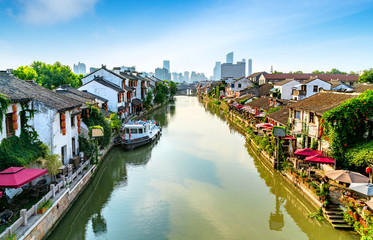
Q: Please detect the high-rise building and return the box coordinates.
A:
[73,62,86,75]
[213,62,221,80]
[155,67,171,81]
[184,71,190,82]
[163,60,170,72]
[172,72,179,82]
[221,61,246,80]
[248,59,253,75]
[89,67,98,73]
[226,52,233,64]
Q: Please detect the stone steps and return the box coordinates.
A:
[323,206,352,229]
[332,223,353,229]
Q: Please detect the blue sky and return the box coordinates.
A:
[1,0,373,76]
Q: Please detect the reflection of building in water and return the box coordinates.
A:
[269,177,285,231]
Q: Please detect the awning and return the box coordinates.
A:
[304,155,335,165]
[0,167,48,189]
[283,135,296,140]
[294,148,322,157]
[132,98,142,106]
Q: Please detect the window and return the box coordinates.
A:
[301,85,307,91]
[139,128,143,134]
[130,128,138,134]
[295,111,300,119]
[238,83,242,88]
[71,116,75,127]
[118,93,121,103]
[61,146,66,164]
[309,112,315,123]
[313,85,318,92]
[72,137,76,155]
[6,113,14,137]
[231,84,234,88]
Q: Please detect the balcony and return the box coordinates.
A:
[292,89,306,96]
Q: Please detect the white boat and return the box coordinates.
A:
[120,120,162,150]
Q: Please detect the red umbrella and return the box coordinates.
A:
[294,148,322,157]
[283,135,296,140]
[0,167,48,189]
[305,155,335,165]
[236,105,244,109]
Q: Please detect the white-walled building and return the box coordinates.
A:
[78,76,127,118]
[0,72,82,165]
[230,77,254,97]
[273,79,300,100]
[291,78,331,101]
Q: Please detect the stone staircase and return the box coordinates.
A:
[323,204,352,229]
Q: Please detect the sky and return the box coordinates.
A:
[1,0,373,76]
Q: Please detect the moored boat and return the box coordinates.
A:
[120,120,161,150]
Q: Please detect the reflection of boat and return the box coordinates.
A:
[120,120,162,150]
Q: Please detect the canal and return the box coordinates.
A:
[48,96,358,240]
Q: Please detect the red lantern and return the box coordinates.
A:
[366,167,371,174]
[12,105,17,112]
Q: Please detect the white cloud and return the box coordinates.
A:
[17,0,98,25]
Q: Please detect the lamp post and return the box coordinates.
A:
[91,127,104,164]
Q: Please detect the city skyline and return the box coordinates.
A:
[1,0,373,76]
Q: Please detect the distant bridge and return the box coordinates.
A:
[176,83,196,95]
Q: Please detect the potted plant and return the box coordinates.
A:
[37,199,52,214]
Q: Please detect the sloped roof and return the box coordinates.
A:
[235,94,255,103]
[120,72,137,80]
[248,72,266,78]
[83,76,125,93]
[302,77,331,85]
[288,91,359,115]
[246,97,271,112]
[266,107,290,125]
[0,72,81,111]
[55,85,96,108]
[274,79,298,86]
[353,84,373,93]
[263,73,359,82]
[259,83,273,97]
[80,90,108,102]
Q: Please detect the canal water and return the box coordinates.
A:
[48,96,358,240]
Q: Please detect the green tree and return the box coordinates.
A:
[14,61,82,89]
[312,70,325,74]
[12,66,38,80]
[358,68,373,83]
[326,68,347,74]
[143,91,153,109]
[169,81,178,96]
[37,154,62,183]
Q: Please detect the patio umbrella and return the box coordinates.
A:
[304,155,335,165]
[349,183,373,196]
[294,148,322,157]
[325,170,369,184]
[0,167,48,189]
[284,135,296,140]
[255,123,273,128]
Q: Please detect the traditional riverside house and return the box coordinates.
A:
[272,79,299,100]
[234,94,255,104]
[81,66,131,117]
[230,77,254,97]
[288,90,359,151]
[78,76,127,118]
[291,77,331,101]
[247,72,267,84]
[119,72,143,114]
[0,72,32,141]
[0,72,82,164]
[330,80,354,92]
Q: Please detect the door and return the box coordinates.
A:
[72,137,76,156]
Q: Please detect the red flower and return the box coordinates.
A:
[344,144,347,146]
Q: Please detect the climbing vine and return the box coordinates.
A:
[82,104,111,149]
[0,94,11,133]
[20,102,38,142]
[322,89,373,168]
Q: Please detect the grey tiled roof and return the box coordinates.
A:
[0,72,81,111]
[83,76,125,93]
